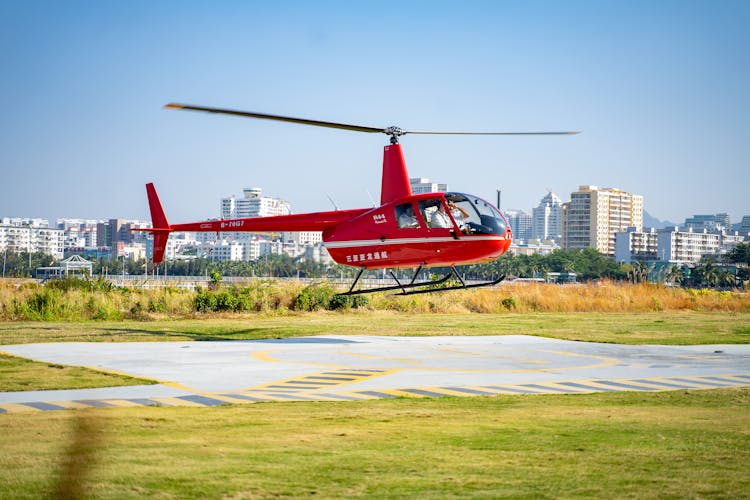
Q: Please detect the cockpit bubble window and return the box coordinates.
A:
[395,202,420,229]
[445,192,508,235]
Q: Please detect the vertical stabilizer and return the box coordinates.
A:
[146,183,169,229]
[145,183,172,264]
[380,144,412,205]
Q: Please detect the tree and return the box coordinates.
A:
[1,250,56,278]
[724,243,750,266]
[664,264,685,286]
[628,261,650,284]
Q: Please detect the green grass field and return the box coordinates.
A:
[2,311,749,345]
[1,390,748,498]
[1,311,749,497]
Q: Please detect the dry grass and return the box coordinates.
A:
[387,281,750,314]
[0,279,748,321]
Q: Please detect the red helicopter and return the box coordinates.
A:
[142,104,578,294]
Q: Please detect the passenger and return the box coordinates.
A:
[430,203,452,228]
[398,205,419,228]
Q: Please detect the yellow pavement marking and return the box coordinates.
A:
[338,351,424,365]
[206,394,260,404]
[421,387,487,397]
[152,397,204,407]
[596,379,671,391]
[673,374,750,385]
[713,374,750,384]
[242,368,401,394]
[251,349,345,368]
[101,399,148,408]
[0,403,42,413]
[536,349,621,372]
[52,401,94,410]
[437,347,550,365]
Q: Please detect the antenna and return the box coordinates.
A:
[325,194,339,211]
[365,189,376,208]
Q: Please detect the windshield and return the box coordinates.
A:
[444,192,508,235]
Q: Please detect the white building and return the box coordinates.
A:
[409,177,448,194]
[508,238,560,256]
[209,240,245,262]
[657,228,721,264]
[532,191,563,242]
[1,217,50,228]
[303,243,334,265]
[57,219,100,248]
[221,187,291,219]
[615,227,659,264]
[283,231,323,246]
[0,224,64,259]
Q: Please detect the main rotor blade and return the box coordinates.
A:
[165,103,581,137]
[405,131,581,135]
[165,103,384,134]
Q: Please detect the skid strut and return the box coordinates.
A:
[338,265,504,296]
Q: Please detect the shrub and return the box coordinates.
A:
[195,288,218,312]
[329,294,369,310]
[501,296,516,310]
[292,284,336,311]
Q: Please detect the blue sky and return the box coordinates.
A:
[1,1,748,225]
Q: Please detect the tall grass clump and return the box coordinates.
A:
[0,279,195,321]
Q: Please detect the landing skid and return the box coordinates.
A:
[338,265,505,296]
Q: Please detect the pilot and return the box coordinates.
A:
[448,201,470,233]
[398,205,419,228]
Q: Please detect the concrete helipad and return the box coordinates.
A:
[1,335,749,413]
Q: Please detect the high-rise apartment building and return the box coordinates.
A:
[532,191,563,242]
[562,185,644,256]
[220,187,291,219]
[505,209,533,242]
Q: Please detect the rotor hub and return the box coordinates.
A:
[384,126,406,144]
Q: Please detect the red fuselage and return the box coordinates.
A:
[141,144,512,267]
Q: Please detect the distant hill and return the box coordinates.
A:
[644,211,677,229]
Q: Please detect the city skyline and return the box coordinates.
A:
[2,182,748,231]
[1,2,748,224]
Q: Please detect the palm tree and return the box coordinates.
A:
[664,264,684,287]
